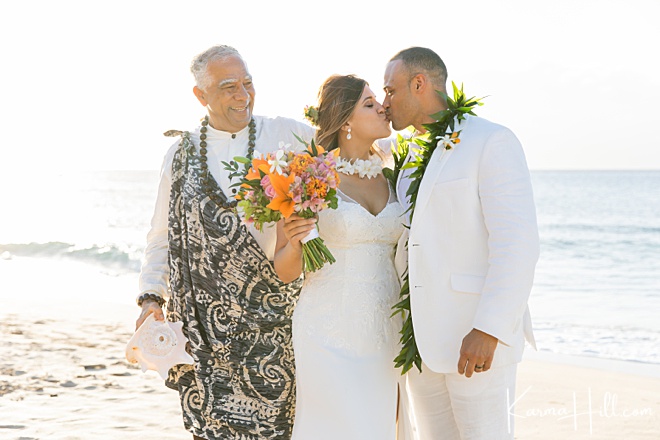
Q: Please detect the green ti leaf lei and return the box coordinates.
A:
[385,82,485,374]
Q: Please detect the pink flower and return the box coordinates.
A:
[261,175,277,199]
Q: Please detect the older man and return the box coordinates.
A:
[135,45,314,440]
[385,47,539,439]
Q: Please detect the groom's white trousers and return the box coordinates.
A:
[402,363,517,440]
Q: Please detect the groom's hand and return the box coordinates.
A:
[457,329,498,378]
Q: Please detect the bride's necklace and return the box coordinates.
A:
[336,155,383,179]
[198,115,256,209]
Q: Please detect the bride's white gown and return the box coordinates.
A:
[291,187,405,440]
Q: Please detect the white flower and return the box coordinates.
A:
[436,132,461,150]
[342,163,355,174]
[436,134,453,149]
[279,140,305,153]
[268,149,288,174]
[335,155,383,179]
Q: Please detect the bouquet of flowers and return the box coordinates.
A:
[224,136,341,272]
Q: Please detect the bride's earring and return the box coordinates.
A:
[346,127,352,140]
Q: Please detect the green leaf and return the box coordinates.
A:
[429,109,451,121]
[308,138,319,156]
[435,89,449,101]
[292,132,310,148]
[452,81,461,98]
[233,156,251,164]
[414,356,422,372]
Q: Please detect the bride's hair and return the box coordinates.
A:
[315,75,369,152]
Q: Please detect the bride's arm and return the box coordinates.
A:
[274,215,317,283]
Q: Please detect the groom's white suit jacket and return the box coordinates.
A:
[395,115,539,373]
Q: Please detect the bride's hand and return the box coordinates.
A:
[282,214,317,251]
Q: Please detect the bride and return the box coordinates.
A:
[274,74,406,439]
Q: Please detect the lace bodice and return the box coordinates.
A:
[320,187,401,247]
[293,188,405,355]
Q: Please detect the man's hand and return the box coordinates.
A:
[457,328,498,377]
[135,300,165,330]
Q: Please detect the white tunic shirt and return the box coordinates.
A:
[139,115,315,299]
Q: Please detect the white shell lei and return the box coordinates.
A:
[125,314,194,379]
[336,155,383,179]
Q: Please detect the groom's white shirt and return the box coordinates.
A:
[395,115,539,373]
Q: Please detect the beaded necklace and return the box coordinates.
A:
[198,115,256,209]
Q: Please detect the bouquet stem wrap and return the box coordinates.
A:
[300,226,335,272]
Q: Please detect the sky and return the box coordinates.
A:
[1,0,659,174]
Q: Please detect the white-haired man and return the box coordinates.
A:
[135,45,314,440]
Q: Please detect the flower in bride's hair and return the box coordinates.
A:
[304,105,320,126]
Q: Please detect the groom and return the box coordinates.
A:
[385,47,539,439]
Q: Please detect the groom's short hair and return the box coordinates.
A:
[390,47,448,90]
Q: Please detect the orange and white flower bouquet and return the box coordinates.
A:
[224,137,341,272]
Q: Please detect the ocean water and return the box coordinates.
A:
[529,171,660,365]
[0,170,658,365]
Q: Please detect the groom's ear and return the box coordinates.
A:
[410,74,427,94]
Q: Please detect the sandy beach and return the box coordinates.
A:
[1,257,658,439]
[515,355,659,439]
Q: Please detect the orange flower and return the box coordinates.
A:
[306,177,328,199]
[289,154,313,175]
[245,158,270,181]
[266,172,296,218]
[309,144,326,155]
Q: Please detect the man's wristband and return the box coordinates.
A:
[137,292,166,307]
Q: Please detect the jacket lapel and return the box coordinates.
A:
[410,116,469,228]
[410,146,453,229]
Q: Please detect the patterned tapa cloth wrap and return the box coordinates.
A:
[164,132,302,440]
